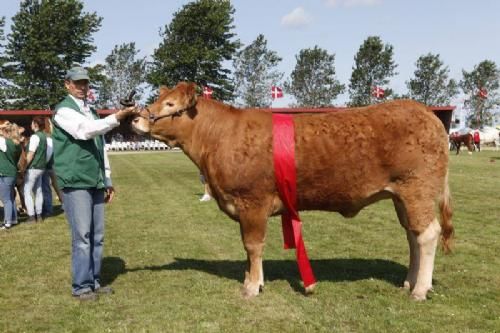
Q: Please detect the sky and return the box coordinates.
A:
[2,0,500,109]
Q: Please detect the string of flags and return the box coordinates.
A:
[202,85,285,99]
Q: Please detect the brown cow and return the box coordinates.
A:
[449,132,474,155]
[131,82,453,301]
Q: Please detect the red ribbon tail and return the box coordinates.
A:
[273,113,316,288]
[282,212,296,249]
[292,218,316,287]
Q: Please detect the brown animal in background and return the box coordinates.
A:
[449,132,474,155]
[131,82,453,301]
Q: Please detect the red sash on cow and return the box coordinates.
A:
[272,113,316,288]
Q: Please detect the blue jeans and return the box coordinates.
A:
[0,176,17,224]
[63,188,105,296]
[41,170,53,217]
[24,168,44,217]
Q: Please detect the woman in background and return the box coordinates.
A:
[24,116,48,223]
[0,122,23,229]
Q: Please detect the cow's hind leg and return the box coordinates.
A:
[238,207,268,298]
[396,190,441,300]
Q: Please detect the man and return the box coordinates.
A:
[52,66,138,301]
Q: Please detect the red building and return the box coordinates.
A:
[0,105,456,140]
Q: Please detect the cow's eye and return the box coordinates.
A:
[165,102,174,107]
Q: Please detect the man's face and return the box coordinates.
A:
[65,79,89,100]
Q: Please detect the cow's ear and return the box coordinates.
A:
[159,86,170,96]
[184,82,197,108]
[174,82,197,110]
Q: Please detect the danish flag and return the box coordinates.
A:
[203,86,213,99]
[86,89,96,103]
[271,86,283,99]
[478,87,488,99]
[372,86,385,99]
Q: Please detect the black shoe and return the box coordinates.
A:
[95,286,114,295]
[73,291,97,301]
[25,216,36,224]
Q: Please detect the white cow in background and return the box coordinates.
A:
[479,126,500,149]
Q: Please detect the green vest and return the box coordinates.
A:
[52,95,106,189]
[0,138,22,177]
[28,131,47,170]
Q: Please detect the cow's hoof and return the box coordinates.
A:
[305,283,316,295]
[241,284,260,299]
[410,292,427,301]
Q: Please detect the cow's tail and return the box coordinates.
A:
[438,169,454,253]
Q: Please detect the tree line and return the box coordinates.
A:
[0,0,499,127]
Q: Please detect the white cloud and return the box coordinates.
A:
[325,0,382,8]
[281,7,313,28]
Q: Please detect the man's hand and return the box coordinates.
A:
[115,106,140,121]
[105,186,115,204]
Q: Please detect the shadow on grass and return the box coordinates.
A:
[102,256,407,293]
[1,204,65,224]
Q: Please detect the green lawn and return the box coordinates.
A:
[1,150,499,332]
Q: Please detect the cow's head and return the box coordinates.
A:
[132,82,197,140]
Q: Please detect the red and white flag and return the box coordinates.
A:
[478,87,488,99]
[86,89,96,103]
[372,86,385,99]
[271,86,283,99]
[203,86,213,99]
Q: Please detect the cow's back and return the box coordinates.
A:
[294,100,448,212]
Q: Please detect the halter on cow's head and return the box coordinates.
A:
[132,82,198,136]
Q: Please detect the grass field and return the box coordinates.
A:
[1,150,499,332]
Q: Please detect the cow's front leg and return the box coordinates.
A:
[239,209,267,299]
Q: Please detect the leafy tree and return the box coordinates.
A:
[0,16,7,108]
[95,43,147,109]
[284,46,344,107]
[460,60,500,128]
[349,36,397,106]
[3,0,102,109]
[148,0,240,102]
[406,53,458,106]
[233,34,283,107]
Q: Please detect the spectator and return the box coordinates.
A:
[0,123,23,229]
[41,118,63,218]
[24,116,47,223]
[473,130,480,152]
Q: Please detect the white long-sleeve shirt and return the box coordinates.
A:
[0,137,8,152]
[54,95,119,187]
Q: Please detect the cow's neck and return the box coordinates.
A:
[155,99,235,170]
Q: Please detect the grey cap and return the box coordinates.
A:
[65,66,90,81]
